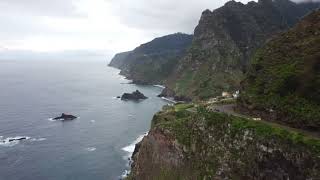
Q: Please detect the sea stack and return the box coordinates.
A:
[53,113,78,121]
[121,90,148,101]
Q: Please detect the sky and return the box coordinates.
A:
[0,0,315,59]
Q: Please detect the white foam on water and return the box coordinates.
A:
[120,132,148,179]
[0,136,31,147]
[153,85,166,89]
[120,170,130,179]
[161,97,177,104]
[48,118,56,122]
[90,120,96,123]
[86,147,97,152]
[122,132,148,154]
[30,138,47,142]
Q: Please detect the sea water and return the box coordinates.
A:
[0,58,167,180]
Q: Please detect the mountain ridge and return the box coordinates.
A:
[162,0,320,100]
[108,33,193,84]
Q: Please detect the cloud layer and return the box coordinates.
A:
[0,0,317,57]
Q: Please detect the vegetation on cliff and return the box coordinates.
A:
[239,10,320,131]
[164,0,319,100]
[108,33,193,84]
[129,104,320,179]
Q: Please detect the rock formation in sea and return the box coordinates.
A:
[121,90,148,101]
[53,113,78,121]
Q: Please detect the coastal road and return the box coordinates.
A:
[205,104,320,139]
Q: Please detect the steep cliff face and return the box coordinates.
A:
[108,33,193,84]
[238,10,320,131]
[108,51,131,69]
[129,105,320,179]
[164,0,320,100]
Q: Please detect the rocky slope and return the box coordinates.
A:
[128,105,320,179]
[108,51,131,69]
[127,8,320,180]
[238,10,320,131]
[108,33,193,84]
[163,0,320,100]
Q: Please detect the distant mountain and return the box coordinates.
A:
[108,33,193,84]
[108,51,131,69]
[239,9,320,131]
[163,0,320,100]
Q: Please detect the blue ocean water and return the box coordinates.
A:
[0,59,167,180]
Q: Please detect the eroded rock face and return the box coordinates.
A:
[129,129,195,180]
[128,108,320,179]
[108,33,193,85]
[165,0,320,100]
[121,90,148,101]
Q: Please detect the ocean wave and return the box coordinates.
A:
[161,97,177,104]
[48,118,56,122]
[0,136,46,147]
[153,85,165,89]
[86,147,97,152]
[120,132,148,179]
[30,138,47,142]
[0,136,30,147]
[122,132,148,154]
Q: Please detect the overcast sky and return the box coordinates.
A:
[0,0,315,58]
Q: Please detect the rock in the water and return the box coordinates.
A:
[53,113,77,121]
[121,90,148,101]
[8,137,27,142]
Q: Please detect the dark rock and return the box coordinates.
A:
[8,137,27,142]
[53,113,77,121]
[121,90,148,101]
[117,96,121,99]
[158,87,176,98]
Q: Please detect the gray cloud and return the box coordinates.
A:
[108,0,320,34]
[0,0,82,17]
[293,0,320,2]
[0,0,318,54]
[107,0,249,33]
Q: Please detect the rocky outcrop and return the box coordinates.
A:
[108,51,131,69]
[108,33,193,84]
[53,113,77,121]
[163,0,320,100]
[158,87,192,102]
[128,105,320,179]
[8,137,27,142]
[238,10,320,131]
[121,90,148,101]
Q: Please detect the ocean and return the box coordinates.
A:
[0,58,168,180]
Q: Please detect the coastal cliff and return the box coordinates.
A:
[163,0,320,100]
[128,105,320,179]
[108,33,193,84]
[127,9,320,180]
